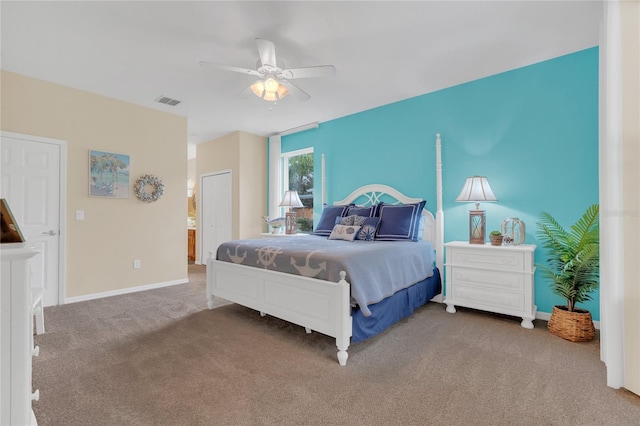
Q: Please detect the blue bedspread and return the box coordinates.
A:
[216,235,436,317]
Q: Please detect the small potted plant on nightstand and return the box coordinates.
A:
[489,230,503,246]
[536,204,599,342]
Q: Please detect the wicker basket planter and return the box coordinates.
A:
[547,305,595,342]
[489,235,503,246]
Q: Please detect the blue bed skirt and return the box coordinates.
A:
[351,267,442,343]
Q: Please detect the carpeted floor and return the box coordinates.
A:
[32,264,640,426]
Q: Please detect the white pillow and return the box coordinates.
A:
[328,224,361,241]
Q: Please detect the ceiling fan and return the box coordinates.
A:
[199,38,336,102]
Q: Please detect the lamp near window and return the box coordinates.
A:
[279,190,304,234]
[455,176,498,244]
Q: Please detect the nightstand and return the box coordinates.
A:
[444,241,537,329]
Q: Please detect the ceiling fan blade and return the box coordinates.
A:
[199,61,262,77]
[279,80,311,102]
[281,65,336,79]
[256,38,277,69]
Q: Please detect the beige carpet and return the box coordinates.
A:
[32,264,640,426]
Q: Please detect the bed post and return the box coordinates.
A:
[321,154,326,205]
[435,134,444,276]
[336,271,351,366]
[206,250,216,310]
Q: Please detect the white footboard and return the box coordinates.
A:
[206,254,352,366]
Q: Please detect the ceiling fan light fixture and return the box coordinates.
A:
[263,91,277,102]
[264,77,279,93]
[276,84,288,100]
[251,76,288,101]
[250,80,265,97]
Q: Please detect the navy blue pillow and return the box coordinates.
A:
[371,202,384,217]
[314,205,350,236]
[375,201,426,241]
[346,205,375,217]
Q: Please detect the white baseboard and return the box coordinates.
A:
[64,277,189,305]
[536,311,600,330]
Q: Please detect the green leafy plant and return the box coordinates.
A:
[536,204,599,312]
[489,230,502,237]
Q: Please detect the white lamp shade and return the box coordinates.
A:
[455,176,498,203]
[279,190,304,208]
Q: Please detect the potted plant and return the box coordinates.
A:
[270,224,282,234]
[263,216,285,234]
[536,204,599,342]
[489,230,503,246]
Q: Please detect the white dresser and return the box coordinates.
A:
[1,245,40,425]
[444,241,537,329]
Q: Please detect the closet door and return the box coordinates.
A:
[199,171,232,264]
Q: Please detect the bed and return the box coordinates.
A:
[206,134,444,365]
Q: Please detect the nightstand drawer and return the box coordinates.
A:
[449,267,525,292]
[448,247,526,272]
[451,285,525,312]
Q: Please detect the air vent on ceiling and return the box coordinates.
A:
[155,95,181,106]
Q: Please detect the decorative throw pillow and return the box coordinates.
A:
[351,215,367,226]
[328,224,361,241]
[375,200,426,241]
[336,214,367,227]
[314,204,350,237]
[358,225,377,241]
[335,215,355,226]
[355,217,380,241]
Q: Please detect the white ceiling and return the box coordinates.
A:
[1,1,601,157]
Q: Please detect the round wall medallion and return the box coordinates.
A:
[134,174,164,202]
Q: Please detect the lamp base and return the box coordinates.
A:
[285,212,298,234]
[469,209,486,244]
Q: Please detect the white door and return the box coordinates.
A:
[0,133,63,307]
[199,171,232,264]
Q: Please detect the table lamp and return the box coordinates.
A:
[455,176,498,244]
[279,190,304,234]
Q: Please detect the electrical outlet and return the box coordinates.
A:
[133,259,141,269]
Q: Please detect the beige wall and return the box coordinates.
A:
[196,131,267,240]
[238,132,269,238]
[1,70,188,299]
[622,0,640,395]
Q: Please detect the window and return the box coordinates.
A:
[282,148,314,233]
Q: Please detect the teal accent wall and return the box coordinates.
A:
[279,47,599,319]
